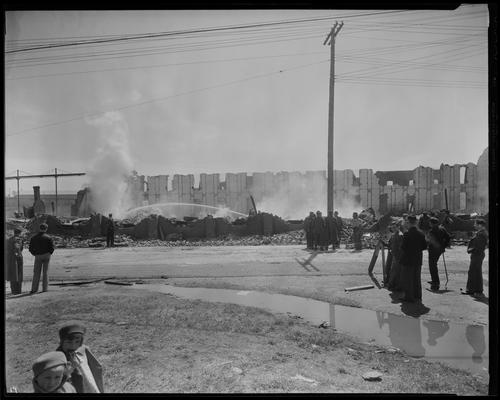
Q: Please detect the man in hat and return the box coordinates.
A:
[29,223,55,294]
[6,228,24,295]
[303,211,316,250]
[464,219,488,297]
[399,215,428,302]
[106,213,115,247]
[351,212,365,251]
[426,217,451,291]
[326,210,339,251]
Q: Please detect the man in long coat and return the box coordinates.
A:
[326,211,339,250]
[303,212,315,250]
[351,212,364,251]
[399,215,428,303]
[106,213,115,247]
[465,219,488,297]
[6,228,24,294]
[313,211,328,251]
[387,220,404,292]
[334,211,343,247]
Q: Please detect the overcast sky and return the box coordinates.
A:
[4,5,489,195]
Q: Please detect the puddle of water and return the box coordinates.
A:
[129,284,488,377]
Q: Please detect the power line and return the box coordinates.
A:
[6,10,410,54]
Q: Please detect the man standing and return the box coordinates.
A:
[351,212,364,251]
[334,211,343,247]
[427,217,451,291]
[326,211,339,251]
[464,219,488,298]
[106,213,115,248]
[399,215,428,303]
[387,220,404,292]
[29,223,55,294]
[303,212,315,250]
[6,228,24,295]
[313,211,328,251]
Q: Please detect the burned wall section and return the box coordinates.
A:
[141,148,488,216]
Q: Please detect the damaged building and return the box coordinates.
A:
[7,148,488,218]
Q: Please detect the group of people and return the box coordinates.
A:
[6,214,116,296]
[30,323,103,393]
[303,210,344,251]
[384,214,488,303]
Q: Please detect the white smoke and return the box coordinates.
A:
[254,174,363,220]
[85,111,134,218]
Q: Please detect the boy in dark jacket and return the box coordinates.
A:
[56,323,104,393]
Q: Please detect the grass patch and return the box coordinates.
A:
[5,285,488,394]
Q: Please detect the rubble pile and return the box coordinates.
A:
[5,210,485,249]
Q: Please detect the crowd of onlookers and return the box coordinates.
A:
[303,209,488,302]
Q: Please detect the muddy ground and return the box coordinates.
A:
[5,244,491,393]
[14,244,489,325]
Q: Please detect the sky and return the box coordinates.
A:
[4,5,489,196]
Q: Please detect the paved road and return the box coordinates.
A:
[12,245,489,326]
[19,245,483,280]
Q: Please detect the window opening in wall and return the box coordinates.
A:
[167,178,173,192]
[460,166,466,184]
[193,174,200,189]
[460,191,466,210]
[434,179,439,185]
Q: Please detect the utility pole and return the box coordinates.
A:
[324,21,343,214]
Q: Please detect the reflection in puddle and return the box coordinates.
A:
[130,284,488,377]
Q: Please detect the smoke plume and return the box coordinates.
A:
[254,173,363,220]
[85,111,134,218]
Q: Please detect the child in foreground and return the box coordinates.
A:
[32,351,76,393]
[56,323,104,393]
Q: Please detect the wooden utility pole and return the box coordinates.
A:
[324,21,343,213]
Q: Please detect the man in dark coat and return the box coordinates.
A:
[418,212,431,233]
[464,219,488,297]
[303,212,315,250]
[334,211,343,248]
[326,211,339,250]
[387,220,404,292]
[399,215,428,302]
[426,217,451,291]
[106,213,115,247]
[6,228,24,294]
[351,212,364,251]
[313,211,328,251]
[29,223,55,294]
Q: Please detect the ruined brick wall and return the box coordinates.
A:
[141,148,488,216]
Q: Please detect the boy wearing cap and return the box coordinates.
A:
[56,323,104,393]
[6,228,24,294]
[32,351,77,393]
[28,222,55,294]
[426,217,451,291]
